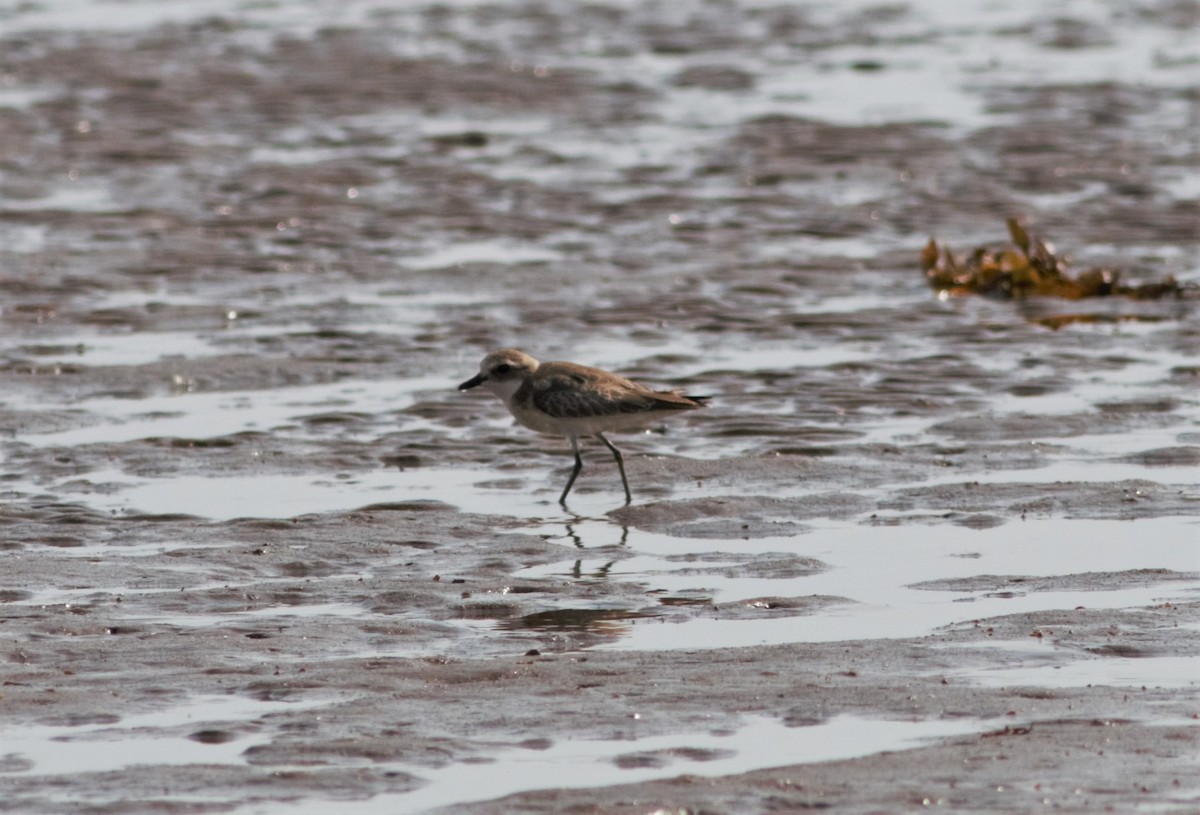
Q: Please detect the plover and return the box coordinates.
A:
[458,349,708,505]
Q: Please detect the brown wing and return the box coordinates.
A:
[528,364,704,419]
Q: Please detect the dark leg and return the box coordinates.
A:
[596,432,632,505]
[559,435,584,505]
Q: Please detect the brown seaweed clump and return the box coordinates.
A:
[921,219,1193,301]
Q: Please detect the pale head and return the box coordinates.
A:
[458,348,540,402]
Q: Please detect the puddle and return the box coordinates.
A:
[9,330,232,368]
[4,289,476,371]
[249,714,985,815]
[12,377,448,447]
[962,655,1200,689]
[51,540,229,559]
[0,694,326,776]
[52,444,1199,527]
[72,468,477,519]
[916,459,1200,487]
[511,516,1200,650]
[29,466,561,520]
[124,601,370,630]
[0,181,119,213]
[596,580,1199,651]
[403,241,563,271]
[2,0,245,32]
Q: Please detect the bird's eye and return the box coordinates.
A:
[494,363,512,374]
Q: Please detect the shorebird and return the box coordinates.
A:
[458,349,708,505]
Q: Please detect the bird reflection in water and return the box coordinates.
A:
[557,516,628,578]
[559,516,629,549]
[496,607,654,635]
[496,516,645,638]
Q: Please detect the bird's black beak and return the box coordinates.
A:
[458,374,485,391]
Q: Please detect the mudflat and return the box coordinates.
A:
[1,1,1197,812]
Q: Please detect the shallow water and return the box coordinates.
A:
[253,714,987,815]
[957,653,1200,690]
[1,0,1198,812]
[587,516,1200,649]
[0,695,329,776]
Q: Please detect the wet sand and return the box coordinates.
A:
[1,0,1199,812]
